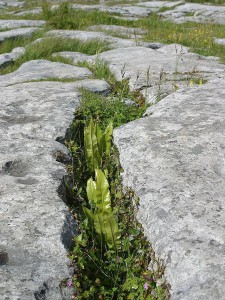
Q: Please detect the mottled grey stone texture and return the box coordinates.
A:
[46,29,152,49]
[52,42,225,103]
[0,0,24,8]
[138,1,184,8]
[0,27,39,42]
[88,25,146,39]
[0,60,93,86]
[69,3,155,17]
[0,47,25,68]
[1,0,225,299]
[113,78,225,300]
[0,79,109,299]
[159,3,225,24]
[95,44,225,89]
[52,51,93,64]
[0,20,45,29]
[14,8,43,16]
[214,38,225,46]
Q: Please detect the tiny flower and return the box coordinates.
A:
[67,279,73,288]
[144,282,149,291]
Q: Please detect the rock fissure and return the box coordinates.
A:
[1,0,225,299]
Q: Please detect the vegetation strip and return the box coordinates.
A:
[61,62,170,299]
[0,1,224,298]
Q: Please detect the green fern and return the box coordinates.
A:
[85,169,120,250]
[84,119,113,174]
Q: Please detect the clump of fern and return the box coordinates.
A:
[66,118,168,300]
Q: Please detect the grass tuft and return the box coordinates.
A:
[138,14,225,62]
[0,37,110,75]
[42,1,135,30]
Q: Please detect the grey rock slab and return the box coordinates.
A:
[88,25,147,39]
[46,29,109,42]
[100,5,154,17]
[214,38,225,46]
[113,78,225,300]
[89,44,225,89]
[70,78,110,94]
[70,3,154,17]
[0,82,78,300]
[14,8,43,16]
[137,1,168,7]
[0,19,45,30]
[52,51,93,64]
[138,1,184,8]
[0,0,24,8]
[0,79,109,299]
[54,43,225,97]
[0,60,93,86]
[171,3,225,14]
[46,29,151,49]
[0,47,25,68]
[0,27,39,42]
[160,3,225,24]
[113,15,140,21]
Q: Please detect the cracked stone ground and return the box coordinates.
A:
[0,0,225,299]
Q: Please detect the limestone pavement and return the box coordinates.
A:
[0,1,225,300]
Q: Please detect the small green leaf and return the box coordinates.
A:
[102,121,113,155]
[83,207,94,220]
[84,118,101,173]
[95,169,111,213]
[86,177,96,207]
[95,122,103,156]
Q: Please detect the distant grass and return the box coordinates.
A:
[138,14,225,62]
[0,0,224,78]
[0,29,45,54]
[42,2,135,30]
[0,12,44,20]
[40,2,225,62]
[0,36,110,75]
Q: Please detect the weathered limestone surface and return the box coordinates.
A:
[56,42,225,102]
[0,20,45,29]
[46,29,153,49]
[70,3,155,17]
[0,60,93,86]
[214,38,225,46]
[138,1,184,8]
[113,78,225,300]
[0,79,110,300]
[88,25,146,39]
[0,47,25,68]
[1,0,225,299]
[14,8,43,16]
[0,0,24,8]
[0,28,39,42]
[159,3,225,24]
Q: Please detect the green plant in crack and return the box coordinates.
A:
[84,118,113,174]
[77,60,146,105]
[71,89,146,131]
[65,90,169,299]
[84,169,121,251]
[67,127,169,299]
